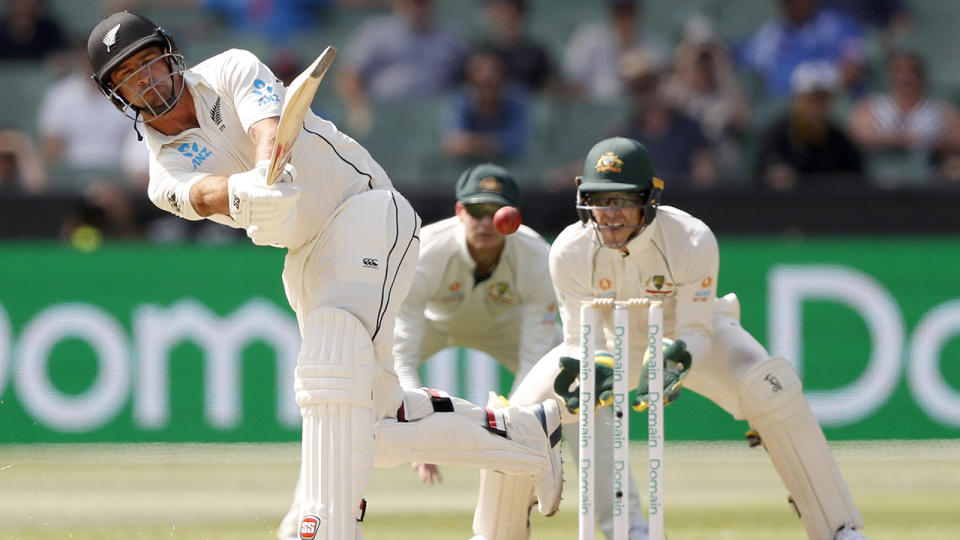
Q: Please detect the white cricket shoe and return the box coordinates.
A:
[835,526,870,540]
[530,399,564,516]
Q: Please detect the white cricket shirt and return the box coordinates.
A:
[143,49,394,249]
[393,217,560,391]
[550,205,719,364]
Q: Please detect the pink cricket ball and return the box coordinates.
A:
[494,206,522,235]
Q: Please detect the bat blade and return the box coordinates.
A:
[265,46,337,185]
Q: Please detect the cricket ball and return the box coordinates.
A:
[494,206,522,235]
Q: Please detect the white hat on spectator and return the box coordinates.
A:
[790,61,840,94]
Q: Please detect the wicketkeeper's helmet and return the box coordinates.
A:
[575,137,664,245]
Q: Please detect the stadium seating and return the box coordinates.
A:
[3,0,959,191]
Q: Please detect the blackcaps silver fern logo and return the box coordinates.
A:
[102,24,121,53]
[209,97,224,130]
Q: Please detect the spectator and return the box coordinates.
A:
[755,61,864,190]
[200,0,335,48]
[663,17,750,179]
[476,0,552,91]
[338,0,466,135]
[442,48,529,162]
[0,127,48,193]
[823,0,912,46]
[609,49,718,190]
[562,0,668,101]
[736,0,866,99]
[848,50,960,185]
[0,0,66,60]
[37,41,135,178]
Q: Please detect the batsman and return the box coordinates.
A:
[496,137,870,540]
[86,11,563,540]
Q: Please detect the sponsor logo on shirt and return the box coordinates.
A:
[599,278,612,290]
[541,302,558,324]
[252,78,281,106]
[701,276,713,288]
[177,142,212,170]
[362,257,379,269]
[441,281,464,302]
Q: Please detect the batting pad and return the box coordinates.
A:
[738,357,864,540]
[473,392,535,540]
[296,308,375,540]
[373,389,546,474]
[473,470,535,540]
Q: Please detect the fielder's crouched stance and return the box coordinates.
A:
[487,138,868,540]
[85,12,563,540]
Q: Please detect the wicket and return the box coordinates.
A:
[579,299,664,540]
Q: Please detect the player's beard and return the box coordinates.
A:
[112,55,185,121]
[138,72,182,120]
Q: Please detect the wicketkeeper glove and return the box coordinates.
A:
[552,351,616,414]
[227,161,300,246]
[632,338,692,412]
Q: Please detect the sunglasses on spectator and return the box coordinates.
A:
[464,202,503,219]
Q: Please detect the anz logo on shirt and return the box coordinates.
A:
[178,142,212,171]
[252,78,281,106]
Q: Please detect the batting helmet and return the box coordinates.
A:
[87,11,185,117]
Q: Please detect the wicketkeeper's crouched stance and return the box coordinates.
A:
[86,12,563,540]
[476,138,868,540]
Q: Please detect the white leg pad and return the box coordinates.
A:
[738,357,864,540]
[373,388,546,474]
[472,470,535,540]
[473,392,535,540]
[296,308,375,540]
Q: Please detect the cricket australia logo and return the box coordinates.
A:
[362,257,379,269]
[478,176,503,193]
[209,97,225,131]
[102,24,120,52]
[252,78,281,106]
[764,373,783,393]
[595,152,623,173]
[177,142,212,171]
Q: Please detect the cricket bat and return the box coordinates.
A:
[265,46,338,185]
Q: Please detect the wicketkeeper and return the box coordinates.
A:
[87,11,563,540]
[495,137,870,540]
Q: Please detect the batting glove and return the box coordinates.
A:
[227,163,300,246]
[552,351,616,415]
[632,338,692,412]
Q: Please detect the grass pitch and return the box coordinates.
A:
[1,441,959,539]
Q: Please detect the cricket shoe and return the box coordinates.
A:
[835,526,870,540]
[530,399,564,516]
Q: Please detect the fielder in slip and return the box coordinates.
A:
[390,165,561,539]
[87,11,563,540]
[506,137,870,540]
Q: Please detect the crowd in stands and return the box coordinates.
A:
[2,0,959,242]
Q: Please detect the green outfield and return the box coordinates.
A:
[1,441,958,540]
